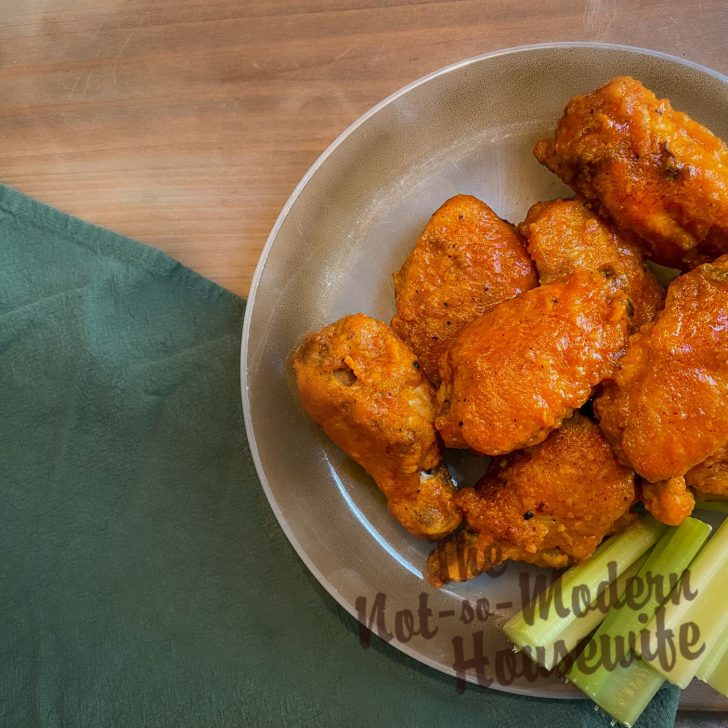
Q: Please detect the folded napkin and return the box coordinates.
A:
[0,184,680,727]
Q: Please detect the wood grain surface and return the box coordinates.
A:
[1,0,727,297]
[2,1,728,719]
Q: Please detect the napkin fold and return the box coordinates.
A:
[0,184,680,727]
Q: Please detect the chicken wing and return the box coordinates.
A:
[518,198,664,329]
[435,269,629,455]
[293,313,462,539]
[427,414,637,586]
[595,254,728,482]
[534,76,728,270]
[640,477,695,526]
[643,447,728,525]
[685,444,728,497]
[391,194,537,385]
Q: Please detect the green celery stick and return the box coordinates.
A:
[697,611,728,696]
[636,517,728,688]
[504,517,666,666]
[567,517,711,727]
[703,656,728,698]
[697,639,728,696]
[516,555,648,671]
[572,657,663,728]
[549,554,648,670]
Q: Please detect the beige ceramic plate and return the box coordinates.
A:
[241,43,728,697]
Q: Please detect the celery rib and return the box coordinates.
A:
[636,517,728,688]
[503,517,666,670]
[697,625,728,697]
[567,517,711,727]
[552,555,647,668]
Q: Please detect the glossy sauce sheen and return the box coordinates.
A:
[640,476,695,526]
[293,313,461,539]
[392,194,536,386]
[685,443,728,495]
[436,269,629,455]
[518,197,665,330]
[427,414,636,586]
[535,76,728,270]
[596,254,728,482]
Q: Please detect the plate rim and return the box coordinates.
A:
[240,41,728,697]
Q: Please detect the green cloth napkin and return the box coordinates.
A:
[0,184,680,727]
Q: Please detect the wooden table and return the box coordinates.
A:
[2,0,727,298]
[2,0,727,722]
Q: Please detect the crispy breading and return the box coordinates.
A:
[595,255,728,482]
[391,194,536,385]
[427,415,636,586]
[535,76,728,270]
[685,444,728,497]
[293,313,461,539]
[518,198,664,330]
[435,269,629,455]
[640,477,695,526]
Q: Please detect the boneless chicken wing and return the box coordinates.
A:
[427,414,637,586]
[391,194,536,385]
[639,446,728,526]
[640,477,695,526]
[685,444,728,497]
[435,269,629,455]
[595,255,728,483]
[535,76,728,270]
[293,313,461,539]
[518,198,664,329]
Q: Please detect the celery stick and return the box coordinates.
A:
[703,655,728,698]
[571,657,663,728]
[504,517,666,666]
[550,555,648,669]
[516,555,648,672]
[636,517,728,688]
[697,614,728,696]
[567,517,711,726]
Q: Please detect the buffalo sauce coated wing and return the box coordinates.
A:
[427,414,637,586]
[595,254,728,483]
[640,477,695,526]
[535,76,728,270]
[391,194,536,385]
[435,269,629,455]
[293,313,461,539]
[518,198,664,330]
[640,446,728,526]
[685,444,728,497]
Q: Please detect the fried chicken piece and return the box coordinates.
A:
[595,254,728,482]
[391,194,536,386]
[427,414,637,586]
[518,198,664,330]
[293,313,461,539]
[435,269,629,455]
[535,76,728,270]
[644,444,728,523]
[685,444,728,497]
[640,477,695,526]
